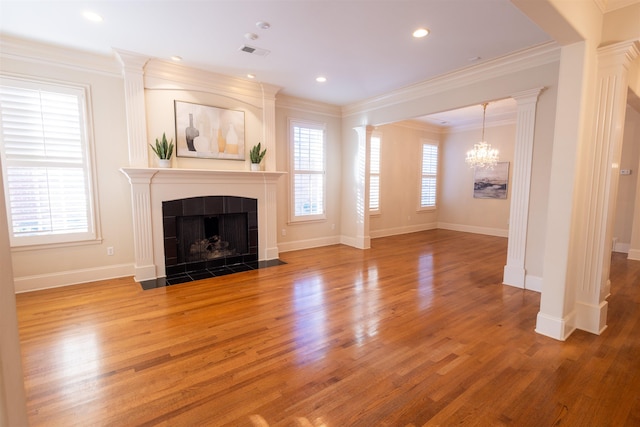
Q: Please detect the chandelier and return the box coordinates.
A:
[465,102,499,168]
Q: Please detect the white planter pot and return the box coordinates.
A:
[250,163,261,171]
[158,159,171,168]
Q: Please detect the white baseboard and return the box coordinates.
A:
[628,248,640,261]
[437,222,508,238]
[525,275,543,293]
[369,222,437,239]
[613,242,630,254]
[14,263,134,293]
[340,235,371,249]
[278,235,341,253]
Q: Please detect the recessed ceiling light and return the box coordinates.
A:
[83,11,103,22]
[170,56,182,62]
[256,21,271,30]
[412,28,430,38]
[316,76,327,83]
[247,73,256,79]
[245,32,258,41]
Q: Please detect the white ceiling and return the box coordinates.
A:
[0,0,554,126]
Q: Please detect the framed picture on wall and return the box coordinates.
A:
[473,162,509,199]
[174,101,245,160]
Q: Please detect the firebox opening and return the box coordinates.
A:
[162,196,259,281]
[178,213,248,263]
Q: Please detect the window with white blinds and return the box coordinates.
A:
[290,119,325,221]
[0,76,97,246]
[419,141,438,210]
[369,134,381,212]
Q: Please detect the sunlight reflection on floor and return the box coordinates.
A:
[249,414,328,427]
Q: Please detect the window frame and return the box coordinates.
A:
[288,118,326,223]
[0,74,101,248]
[418,139,439,212]
[369,132,381,215]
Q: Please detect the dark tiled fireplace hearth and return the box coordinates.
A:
[140,195,282,289]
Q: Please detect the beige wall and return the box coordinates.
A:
[369,121,440,237]
[145,89,264,171]
[275,96,343,252]
[439,122,515,235]
[1,44,134,292]
[613,105,640,249]
[602,3,640,46]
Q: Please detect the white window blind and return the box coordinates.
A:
[420,142,438,209]
[0,77,96,246]
[290,120,325,221]
[369,135,381,212]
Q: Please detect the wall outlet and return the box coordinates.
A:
[620,169,632,175]
[107,246,114,256]
[281,229,286,236]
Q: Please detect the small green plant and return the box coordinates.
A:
[150,133,174,160]
[249,142,267,164]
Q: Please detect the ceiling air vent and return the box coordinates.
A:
[239,44,270,57]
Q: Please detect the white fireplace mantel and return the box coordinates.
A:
[120,167,286,282]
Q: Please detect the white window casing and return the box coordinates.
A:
[419,140,438,211]
[369,134,381,213]
[0,75,100,247]
[289,118,326,223]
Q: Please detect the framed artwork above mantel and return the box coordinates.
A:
[174,101,245,160]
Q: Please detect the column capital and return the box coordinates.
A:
[598,40,640,70]
[511,87,545,104]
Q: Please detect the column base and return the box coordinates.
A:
[575,300,608,335]
[535,310,576,341]
[503,264,525,288]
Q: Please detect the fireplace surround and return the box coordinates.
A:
[120,168,285,285]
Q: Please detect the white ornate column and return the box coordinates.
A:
[574,40,640,334]
[120,168,158,282]
[115,50,150,167]
[503,87,543,289]
[260,83,280,172]
[351,126,374,250]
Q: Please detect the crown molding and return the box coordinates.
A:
[388,119,445,133]
[276,94,342,118]
[342,42,560,118]
[0,35,121,77]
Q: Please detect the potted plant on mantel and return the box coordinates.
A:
[249,142,267,171]
[150,133,175,168]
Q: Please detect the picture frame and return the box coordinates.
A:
[174,101,245,160]
[473,162,509,199]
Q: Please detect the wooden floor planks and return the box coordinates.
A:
[15,229,640,426]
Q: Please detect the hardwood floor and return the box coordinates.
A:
[15,230,640,426]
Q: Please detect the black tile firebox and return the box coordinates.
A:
[162,195,258,277]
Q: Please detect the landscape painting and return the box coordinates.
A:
[473,162,509,199]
